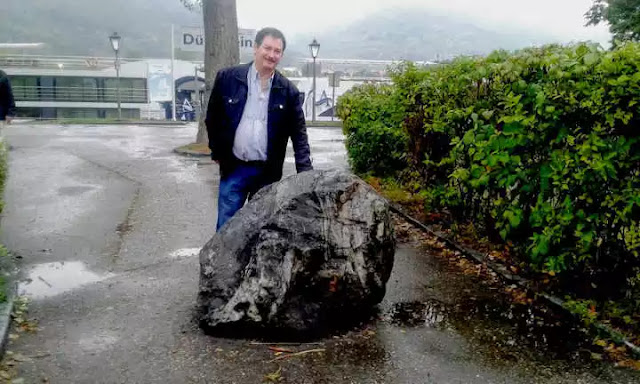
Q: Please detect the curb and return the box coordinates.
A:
[173,148,211,158]
[0,283,16,358]
[388,203,640,359]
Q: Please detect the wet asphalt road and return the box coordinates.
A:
[1,123,638,384]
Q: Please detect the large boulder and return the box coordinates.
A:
[198,169,395,336]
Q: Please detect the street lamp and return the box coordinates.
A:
[308,38,320,123]
[109,32,122,120]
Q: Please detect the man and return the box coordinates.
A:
[206,27,313,231]
[0,70,16,136]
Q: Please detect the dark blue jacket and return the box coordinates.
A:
[0,70,16,121]
[205,63,312,184]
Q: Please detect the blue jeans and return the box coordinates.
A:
[216,161,268,231]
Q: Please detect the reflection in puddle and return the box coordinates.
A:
[19,262,114,299]
[169,248,201,259]
[386,300,447,328]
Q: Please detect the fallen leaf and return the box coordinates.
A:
[617,359,640,371]
[362,330,376,338]
[594,339,607,347]
[263,366,282,382]
[12,354,31,363]
[328,276,338,293]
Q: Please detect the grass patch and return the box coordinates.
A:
[175,142,211,155]
[363,176,428,222]
[0,246,10,304]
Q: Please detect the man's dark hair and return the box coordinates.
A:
[255,27,286,51]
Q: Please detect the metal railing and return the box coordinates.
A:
[0,54,142,71]
[13,85,148,103]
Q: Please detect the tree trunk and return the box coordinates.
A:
[196,0,240,144]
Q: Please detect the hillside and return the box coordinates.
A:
[2,0,199,57]
[290,9,555,61]
[2,2,555,61]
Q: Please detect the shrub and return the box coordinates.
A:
[342,43,640,307]
[336,82,408,176]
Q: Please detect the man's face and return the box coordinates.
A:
[254,35,284,74]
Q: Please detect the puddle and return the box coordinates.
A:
[19,261,114,299]
[385,300,448,328]
[170,248,201,259]
[453,296,592,362]
[378,296,595,370]
[381,245,598,367]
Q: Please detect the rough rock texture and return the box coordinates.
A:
[198,169,395,336]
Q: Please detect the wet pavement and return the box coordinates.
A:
[1,123,639,383]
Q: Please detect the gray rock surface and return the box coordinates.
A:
[198,169,395,336]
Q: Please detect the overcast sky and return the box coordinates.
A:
[235,0,611,45]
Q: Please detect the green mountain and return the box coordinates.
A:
[290,9,558,61]
[2,0,199,57]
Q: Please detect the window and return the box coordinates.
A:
[83,78,98,102]
[131,79,147,102]
[102,78,147,103]
[56,77,84,101]
[103,78,118,102]
[8,76,38,101]
[9,77,25,99]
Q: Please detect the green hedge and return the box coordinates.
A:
[337,43,640,304]
[337,83,408,176]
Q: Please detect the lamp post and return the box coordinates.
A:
[308,38,320,123]
[194,65,205,121]
[329,72,340,121]
[109,32,122,120]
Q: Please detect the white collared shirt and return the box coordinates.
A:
[232,64,273,161]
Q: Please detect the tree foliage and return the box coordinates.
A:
[586,0,640,42]
[180,0,202,12]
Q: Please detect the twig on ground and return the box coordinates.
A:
[37,276,52,288]
[268,346,295,353]
[267,348,326,363]
[249,342,324,346]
